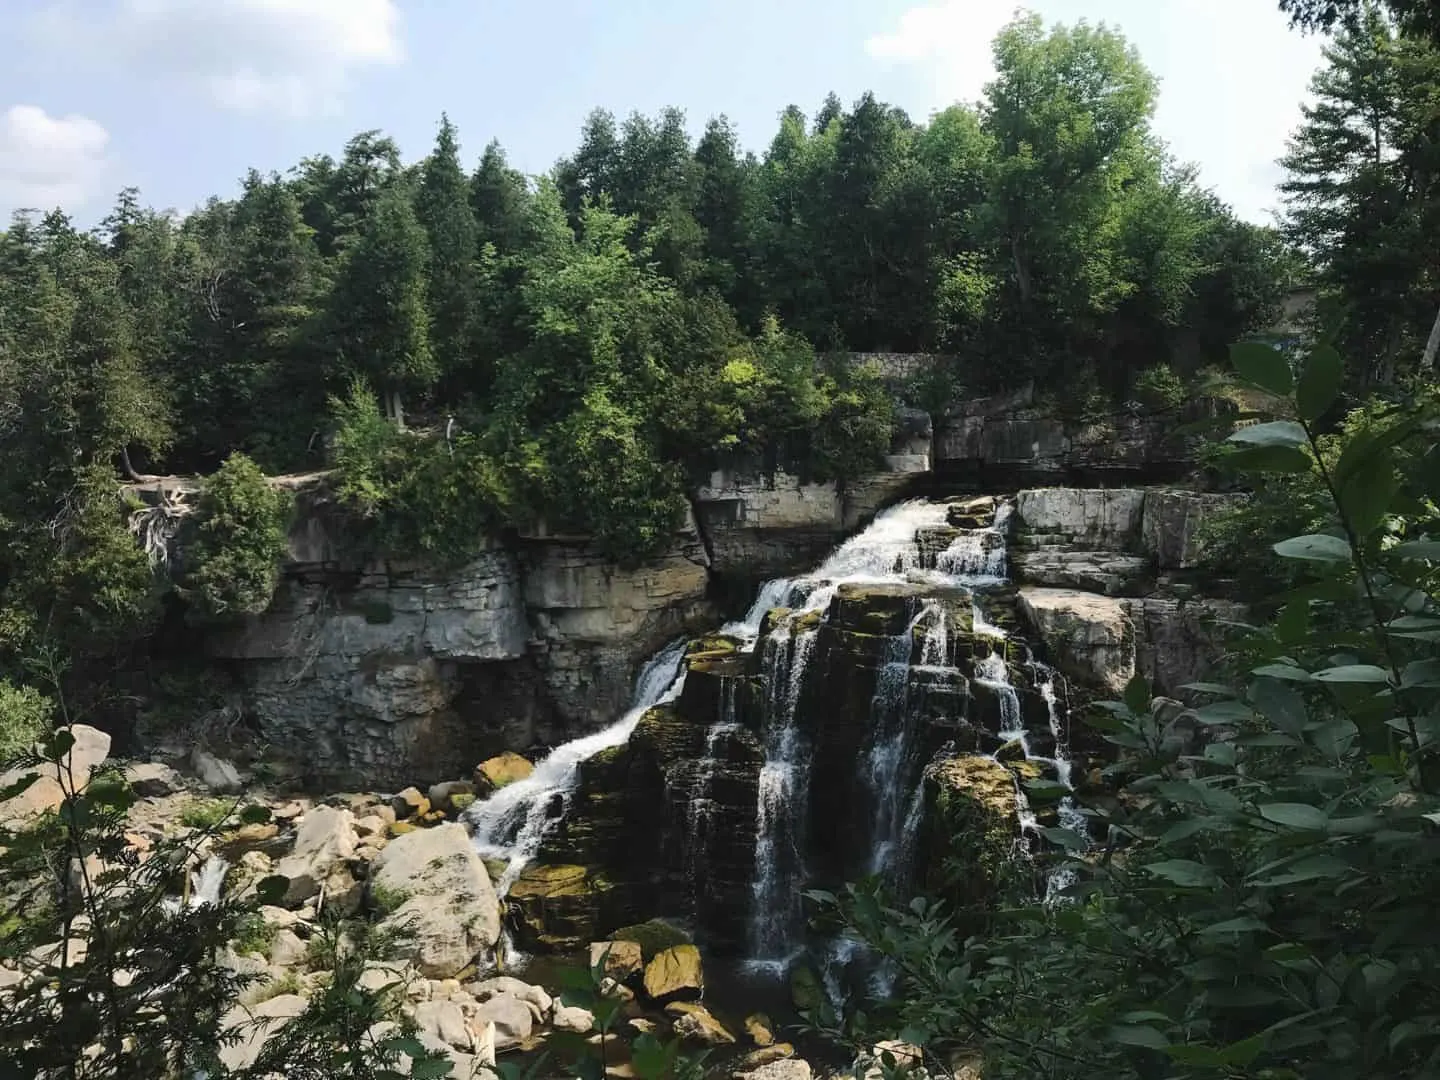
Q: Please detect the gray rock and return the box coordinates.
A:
[470,992,533,1050]
[552,1004,595,1033]
[413,998,473,1051]
[744,1061,812,1080]
[219,993,308,1071]
[370,823,501,978]
[469,975,552,1022]
[1018,587,1136,693]
[268,928,309,968]
[1141,490,1246,571]
[271,806,358,906]
[190,748,243,794]
[1016,489,1147,550]
[124,761,182,797]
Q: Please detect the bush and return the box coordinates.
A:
[1132,362,1185,411]
[0,680,52,759]
[181,452,294,618]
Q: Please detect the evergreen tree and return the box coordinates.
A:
[470,140,531,254]
[1280,12,1440,385]
[326,183,435,427]
[416,115,481,390]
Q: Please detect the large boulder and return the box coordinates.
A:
[1018,587,1135,693]
[468,976,553,1024]
[1015,489,1146,550]
[270,805,358,906]
[0,724,111,823]
[642,943,704,1003]
[469,992,534,1050]
[589,939,644,982]
[918,755,1024,905]
[190,748,243,794]
[218,993,308,1070]
[123,761,182,798]
[473,752,534,793]
[370,823,501,978]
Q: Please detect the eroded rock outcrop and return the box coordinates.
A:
[369,823,501,978]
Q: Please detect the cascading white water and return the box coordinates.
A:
[467,639,689,894]
[864,605,935,876]
[684,678,742,899]
[936,501,1013,585]
[745,500,951,970]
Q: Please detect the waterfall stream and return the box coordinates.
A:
[462,493,1087,983]
[467,639,689,894]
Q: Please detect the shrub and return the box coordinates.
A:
[0,680,52,759]
[181,452,294,618]
[1132,362,1185,411]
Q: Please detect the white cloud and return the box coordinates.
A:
[33,0,404,117]
[865,0,1327,223]
[0,105,111,215]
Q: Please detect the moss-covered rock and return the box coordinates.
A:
[918,755,1026,909]
[473,752,534,793]
[609,918,693,961]
[828,583,927,636]
[508,863,619,951]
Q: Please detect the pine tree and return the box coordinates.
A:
[1280,13,1440,384]
[416,115,480,389]
[326,184,435,427]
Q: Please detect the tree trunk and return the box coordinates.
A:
[390,389,406,431]
[1421,301,1440,376]
[119,446,143,483]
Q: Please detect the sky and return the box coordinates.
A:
[0,0,1328,229]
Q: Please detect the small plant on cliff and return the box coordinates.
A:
[1132,361,1186,411]
[0,679,52,759]
[812,339,1440,1078]
[180,452,294,618]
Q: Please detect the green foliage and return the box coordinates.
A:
[1132,362,1186,411]
[178,797,234,830]
[0,680,53,759]
[181,452,294,618]
[813,339,1440,1079]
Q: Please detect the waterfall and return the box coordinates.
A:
[863,605,933,877]
[684,678,742,904]
[467,639,689,894]
[936,501,1013,585]
[743,500,950,970]
[161,855,229,916]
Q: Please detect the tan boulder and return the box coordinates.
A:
[745,1013,776,1047]
[589,939,644,982]
[270,806,357,906]
[370,823,501,978]
[671,1004,735,1047]
[473,752,534,793]
[642,944,703,1003]
[0,724,111,824]
[389,787,430,821]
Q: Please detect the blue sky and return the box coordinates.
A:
[0,0,1326,228]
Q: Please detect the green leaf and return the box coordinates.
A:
[1193,700,1255,725]
[1338,443,1397,537]
[1108,1024,1171,1050]
[1258,802,1329,831]
[1249,854,1353,885]
[1198,916,1270,936]
[1392,539,1440,561]
[1273,534,1352,563]
[1144,859,1221,887]
[1179,682,1238,697]
[1222,444,1314,474]
[1226,420,1307,448]
[1022,779,1069,801]
[1040,826,1087,851]
[1311,664,1391,684]
[1123,673,1151,716]
[1252,663,1312,682]
[408,1059,454,1079]
[1295,343,1344,420]
[1230,341,1293,395]
[1250,679,1307,738]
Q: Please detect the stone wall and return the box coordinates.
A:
[934,384,1226,486]
[1008,486,1249,698]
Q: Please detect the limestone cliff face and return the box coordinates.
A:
[1010,486,1249,698]
[935,384,1229,486]
[206,492,715,788]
